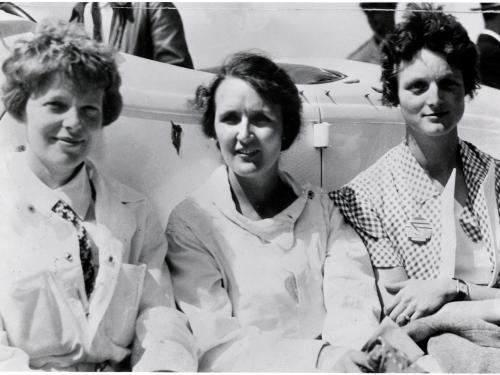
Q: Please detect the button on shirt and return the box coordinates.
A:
[54,164,100,271]
[166,166,381,371]
[0,151,197,371]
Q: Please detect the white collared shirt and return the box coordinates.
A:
[167,165,380,371]
[0,151,198,371]
[439,167,495,284]
[82,2,113,43]
[54,164,92,220]
[17,153,100,267]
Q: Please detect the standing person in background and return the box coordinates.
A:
[348,2,397,64]
[70,2,194,69]
[475,3,500,89]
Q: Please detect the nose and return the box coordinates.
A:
[426,82,441,107]
[235,116,253,143]
[62,107,82,131]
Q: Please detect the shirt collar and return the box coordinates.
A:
[480,29,500,44]
[9,151,92,219]
[54,163,92,220]
[458,139,493,237]
[202,166,312,249]
[459,138,492,190]
[391,140,493,205]
[390,142,441,204]
[391,139,493,242]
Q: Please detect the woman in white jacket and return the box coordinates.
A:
[166,52,380,372]
[0,20,197,371]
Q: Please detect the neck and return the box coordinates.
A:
[26,150,82,189]
[406,130,459,185]
[228,166,285,219]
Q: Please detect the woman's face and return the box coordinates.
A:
[214,77,283,180]
[398,48,465,138]
[24,74,104,180]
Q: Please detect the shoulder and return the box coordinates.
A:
[90,164,146,204]
[330,145,404,238]
[167,174,220,231]
[149,2,175,9]
[339,144,401,199]
[461,139,499,166]
[478,33,500,45]
[148,2,179,16]
[168,197,200,227]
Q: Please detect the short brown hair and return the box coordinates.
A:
[2,19,122,125]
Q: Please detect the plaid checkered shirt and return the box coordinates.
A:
[331,139,500,285]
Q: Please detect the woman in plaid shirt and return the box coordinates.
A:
[334,3,500,327]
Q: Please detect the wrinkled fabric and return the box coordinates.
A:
[405,311,500,348]
[70,2,193,68]
[333,139,500,284]
[428,333,500,373]
[0,152,197,371]
[166,166,380,371]
[405,311,500,373]
[109,2,194,68]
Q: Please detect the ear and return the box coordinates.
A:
[18,108,27,123]
[16,94,29,123]
[213,138,220,150]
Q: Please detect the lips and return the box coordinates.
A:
[235,148,259,157]
[423,111,449,117]
[56,137,84,146]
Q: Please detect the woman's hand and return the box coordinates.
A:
[317,346,373,372]
[384,278,457,325]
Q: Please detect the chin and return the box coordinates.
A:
[414,119,457,138]
[233,166,260,177]
[425,125,457,137]
[52,154,85,170]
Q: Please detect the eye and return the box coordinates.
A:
[407,80,428,95]
[45,101,68,113]
[82,105,101,120]
[251,112,273,125]
[219,111,240,125]
[440,79,460,90]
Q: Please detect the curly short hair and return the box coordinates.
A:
[2,20,122,126]
[380,3,480,106]
[194,52,302,151]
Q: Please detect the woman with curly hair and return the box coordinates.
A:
[334,3,500,327]
[0,21,196,371]
[166,52,380,371]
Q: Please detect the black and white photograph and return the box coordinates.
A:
[1,1,500,372]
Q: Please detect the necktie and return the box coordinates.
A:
[91,2,103,42]
[52,200,96,298]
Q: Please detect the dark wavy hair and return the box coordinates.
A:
[2,20,122,126]
[380,3,480,106]
[194,52,302,151]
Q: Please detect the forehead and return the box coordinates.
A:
[31,73,103,100]
[398,49,461,81]
[214,77,268,109]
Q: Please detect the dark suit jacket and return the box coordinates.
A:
[70,2,194,69]
[477,33,500,90]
